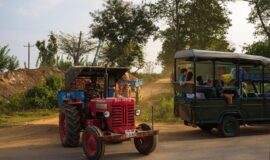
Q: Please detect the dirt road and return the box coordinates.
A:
[140,78,171,99]
[1,117,270,160]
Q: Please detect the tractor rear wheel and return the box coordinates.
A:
[134,123,157,155]
[83,126,105,160]
[59,105,81,147]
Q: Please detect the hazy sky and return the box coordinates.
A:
[0,0,256,72]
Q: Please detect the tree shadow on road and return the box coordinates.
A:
[158,125,270,142]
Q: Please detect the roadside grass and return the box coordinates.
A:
[137,91,179,123]
[0,109,58,126]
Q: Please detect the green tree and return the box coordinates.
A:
[36,32,58,67]
[56,56,72,71]
[58,31,95,66]
[151,0,233,72]
[90,0,157,69]
[0,45,10,72]
[7,55,19,71]
[247,0,270,41]
[243,40,270,57]
[0,45,20,72]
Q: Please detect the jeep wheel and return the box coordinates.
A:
[83,126,105,160]
[134,123,157,155]
[218,115,239,137]
[59,105,81,147]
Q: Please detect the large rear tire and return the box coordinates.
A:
[134,123,157,155]
[59,105,81,147]
[83,126,105,160]
[218,115,239,137]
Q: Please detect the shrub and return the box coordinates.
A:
[1,76,64,112]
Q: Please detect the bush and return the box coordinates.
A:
[1,76,64,112]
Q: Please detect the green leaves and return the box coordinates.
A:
[243,41,270,57]
[247,0,270,40]
[90,0,157,69]
[152,0,233,72]
[36,32,58,67]
[7,56,19,71]
[0,45,19,72]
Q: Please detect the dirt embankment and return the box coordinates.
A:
[0,68,64,100]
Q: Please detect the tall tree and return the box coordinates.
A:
[58,31,95,66]
[243,0,270,57]
[247,0,270,41]
[90,0,158,69]
[36,32,58,67]
[151,0,233,72]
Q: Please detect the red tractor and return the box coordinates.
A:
[57,66,158,160]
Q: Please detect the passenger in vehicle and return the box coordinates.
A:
[178,68,188,97]
[213,80,223,97]
[196,76,207,86]
[178,68,188,86]
[185,72,205,99]
[207,79,213,86]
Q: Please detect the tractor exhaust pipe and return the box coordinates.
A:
[104,65,108,98]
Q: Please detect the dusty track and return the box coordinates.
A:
[1,78,270,160]
[140,78,171,99]
[1,118,270,160]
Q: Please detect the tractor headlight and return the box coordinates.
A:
[104,111,110,118]
[135,109,141,116]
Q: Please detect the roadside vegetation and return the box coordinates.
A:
[138,90,178,123]
[0,75,63,125]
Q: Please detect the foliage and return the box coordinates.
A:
[0,76,64,112]
[36,32,58,67]
[247,0,270,41]
[0,45,20,72]
[56,56,72,71]
[0,45,10,72]
[90,0,157,69]
[7,55,19,71]
[58,31,95,66]
[150,0,233,72]
[243,40,270,58]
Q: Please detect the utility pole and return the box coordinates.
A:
[24,42,35,69]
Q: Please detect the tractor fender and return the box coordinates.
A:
[218,111,242,124]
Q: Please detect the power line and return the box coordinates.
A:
[23,42,35,69]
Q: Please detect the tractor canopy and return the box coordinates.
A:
[64,66,129,89]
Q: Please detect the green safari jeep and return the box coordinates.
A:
[173,50,270,137]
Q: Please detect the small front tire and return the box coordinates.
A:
[134,123,157,155]
[82,126,105,160]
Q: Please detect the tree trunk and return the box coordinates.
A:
[255,2,270,41]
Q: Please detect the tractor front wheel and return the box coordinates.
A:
[82,126,105,160]
[134,123,157,155]
[59,105,81,147]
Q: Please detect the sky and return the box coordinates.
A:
[0,0,257,73]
